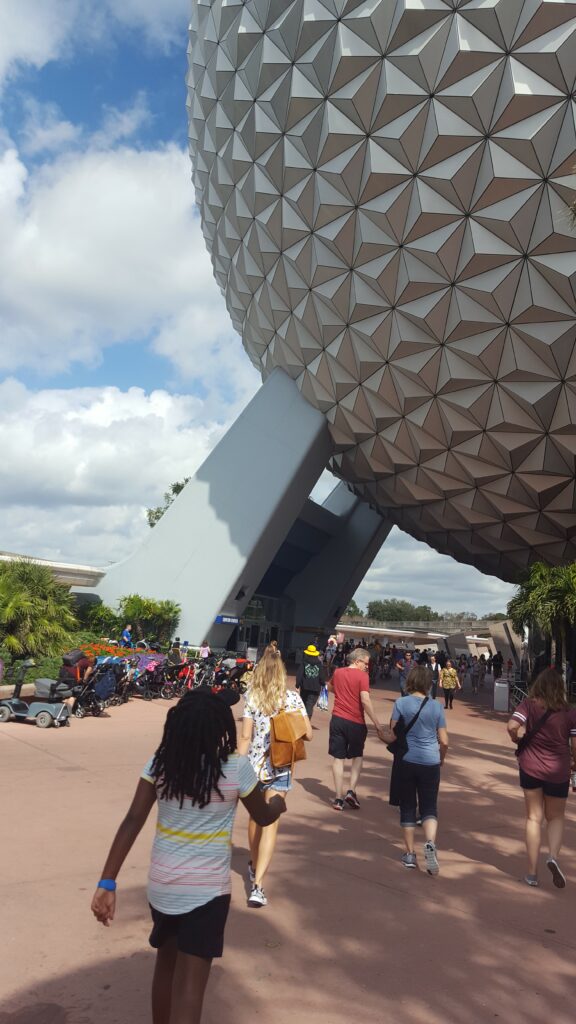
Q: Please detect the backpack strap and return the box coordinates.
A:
[404,696,429,736]
[516,708,554,757]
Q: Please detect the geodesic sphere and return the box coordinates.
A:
[188,0,576,581]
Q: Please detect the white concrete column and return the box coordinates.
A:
[96,369,333,644]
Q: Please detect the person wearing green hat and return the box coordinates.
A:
[296,644,327,720]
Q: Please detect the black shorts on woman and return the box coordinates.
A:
[519,769,569,799]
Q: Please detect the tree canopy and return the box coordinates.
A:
[507,562,576,641]
[117,594,181,644]
[365,599,441,622]
[0,559,78,658]
[146,478,191,528]
[345,598,363,617]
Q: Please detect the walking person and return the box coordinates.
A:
[390,666,449,874]
[471,656,480,695]
[440,659,461,709]
[296,644,326,719]
[395,649,414,695]
[328,647,390,811]
[239,648,312,908]
[91,689,285,1024]
[457,655,467,689]
[507,668,576,889]
[429,653,441,700]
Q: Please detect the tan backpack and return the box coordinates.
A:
[269,709,307,771]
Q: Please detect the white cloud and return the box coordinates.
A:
[0,378,243,564]
[19,93,151,157]
[0,136,260,412]
[0,0,189,88]
[106,0,189,50]
[91,92,153,149]
[355,527,516,618]
[0,1,79,85]
[19,98,81,156]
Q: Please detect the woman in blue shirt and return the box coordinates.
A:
[391,666,449,875]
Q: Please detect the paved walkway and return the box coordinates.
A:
[1,679,575,1024]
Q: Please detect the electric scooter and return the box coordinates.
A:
[0,659,71,729]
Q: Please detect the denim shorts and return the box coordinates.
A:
[260,769,292,793]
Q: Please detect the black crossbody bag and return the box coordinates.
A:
[515,708,553,758]
[387,697,429,758]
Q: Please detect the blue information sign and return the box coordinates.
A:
[215,614,240,626]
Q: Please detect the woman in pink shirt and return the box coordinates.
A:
[508,669,576,889]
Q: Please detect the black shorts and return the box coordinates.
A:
[519,769,569,799]
[329,715,367,759]
[149,894,231,958]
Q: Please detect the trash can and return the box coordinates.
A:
[494,680,509,712]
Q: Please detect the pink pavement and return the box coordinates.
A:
[1,680,575,1024]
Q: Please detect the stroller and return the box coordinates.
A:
[71,676,105,718]
[126,653,166,700]
[92,660,130,706]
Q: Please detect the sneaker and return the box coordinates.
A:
[547,858,566,889]
[331,797,345,811]
[247,885,267,908]
[402,852,417,869]
[344,790,360,810]
[524,874,539,887]
[416,817,423,827]
[248,861,255,884]
[424,841,439,876]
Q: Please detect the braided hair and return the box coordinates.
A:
[150,689,237,808]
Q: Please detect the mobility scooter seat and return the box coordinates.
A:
[34,678,74,701]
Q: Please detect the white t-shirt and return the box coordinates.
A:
[142,753,257,914]
[243,688,308,782]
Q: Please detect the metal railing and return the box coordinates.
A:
[340,617,495,634]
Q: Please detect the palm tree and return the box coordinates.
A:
[508,562,576,669]
[0,559,78,659]
[117,594,181,644]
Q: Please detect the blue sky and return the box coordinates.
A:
[0,0,516,615]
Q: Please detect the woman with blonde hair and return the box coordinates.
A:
[508,668,576,888]
[239,649,312,908]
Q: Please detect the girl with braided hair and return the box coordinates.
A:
[91,688,285,1024]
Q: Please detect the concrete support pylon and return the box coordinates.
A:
[286,482,391,649]
[96,369,333,644]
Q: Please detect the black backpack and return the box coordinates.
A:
[62,648,85,667]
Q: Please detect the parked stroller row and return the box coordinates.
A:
[0,650,254,729]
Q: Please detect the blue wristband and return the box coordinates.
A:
[97,879,117,891]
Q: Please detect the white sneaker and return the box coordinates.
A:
[424,841,439,876]
[248,885,267,908]
[248,861,255,884]
[547,858,566,889]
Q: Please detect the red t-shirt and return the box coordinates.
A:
[331,667,369,725]
[512,699,576,784]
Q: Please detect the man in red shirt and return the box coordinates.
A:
[328,647,391,811]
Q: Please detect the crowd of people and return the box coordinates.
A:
[91,641,576,1024]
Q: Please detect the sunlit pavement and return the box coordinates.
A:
[1,677,574,1024]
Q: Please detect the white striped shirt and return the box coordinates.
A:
[142,753,257,914]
